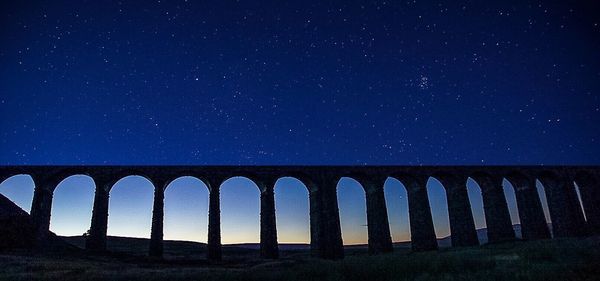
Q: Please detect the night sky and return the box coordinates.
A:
[0,1,595,244]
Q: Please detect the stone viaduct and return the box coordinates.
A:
[0,165,598,260]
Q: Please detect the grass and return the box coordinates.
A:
[1,237,599,281]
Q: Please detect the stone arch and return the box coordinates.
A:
[384,177,411,242]
[388,174,422,194]
[0,174,35,214]
[48,170,94,192]
[275,171,316,193]
[465,177,486,231]
[163,176,209,243]
[336,176,368,246]
[274,177,310,245]
[108,174,155,193]
[220,174,262,191]
[431,172,479,247]
[501,178,520,226]
[388,173,438,251]
[537,170,586,237]
[190,174,220,193]
[50,174,95,237]
[338,171,373,192]
[220,176,261,244]
[535,171,560,228]
[503,172,528,226]
[468,171,516,243]
[504,171,551,240]
[107,175,155,243]
[164,175,211,192]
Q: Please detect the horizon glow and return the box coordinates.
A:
[0,174,553,245]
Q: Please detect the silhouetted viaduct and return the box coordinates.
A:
[1,165,598,260]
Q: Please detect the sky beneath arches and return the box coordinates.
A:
[1,174,552,244]
[0,1,598,243]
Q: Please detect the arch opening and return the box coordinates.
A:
[426,177,450,243]
[0,174,35,214]
[220,176,260,245]
[107,175,155,252]
[50,175,95,241]
[384,177,411,244]
[501,178,521,229]
[274,177,310,247]
[466,177,486,242]
[337,177,367,246]
[164,176,209,244]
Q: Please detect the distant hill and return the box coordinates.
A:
[59,224,527,256]
[437,225,524,247]
[62,236,270,258]
[227,243,312,250]
[63,236,209,258]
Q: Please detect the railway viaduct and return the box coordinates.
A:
[0,165,598,260]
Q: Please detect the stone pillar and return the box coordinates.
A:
[149,185,165,258]
[30,179,55,247]
[309,186,321,257]
[441,176,479,247]
[575,173,600,235]
[86,178,111,252]
[323,181,344,259]
[260,183,278,259]
[207,184,222,261]
[476,175,516,243]
[362,178,393,254]
[403,176,438,251]
[308,175,344,259]
[539,173,587,238]
[511,177,551,240]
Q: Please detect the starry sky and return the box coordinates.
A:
[0,1,596,245]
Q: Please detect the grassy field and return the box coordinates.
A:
[1,237,599,281]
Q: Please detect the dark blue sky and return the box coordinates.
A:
[2,0,587,245]
[1,0,599,165]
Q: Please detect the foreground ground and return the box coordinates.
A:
[1,237,599,281]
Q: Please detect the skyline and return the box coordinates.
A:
[0,0,595,245]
